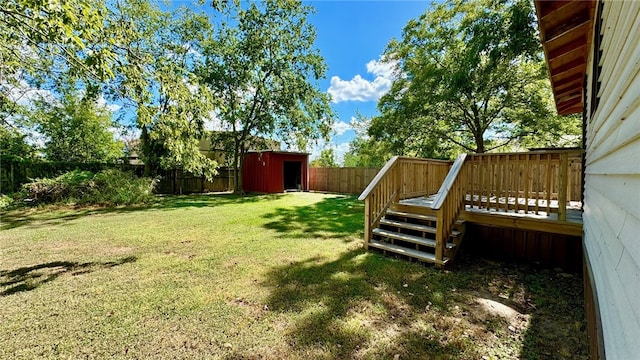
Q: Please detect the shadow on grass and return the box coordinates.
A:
[0,256,137,296]
[0,193,285,230]
[251,250,587,359]
[256,249,471,359]
[261,195,364,240]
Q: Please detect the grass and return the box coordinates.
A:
[0,193,587,359]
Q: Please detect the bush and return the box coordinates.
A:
[89,169,157,205]
[0,194,13,209]
[18,169,157,206]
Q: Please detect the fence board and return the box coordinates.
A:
[309,167,380,194]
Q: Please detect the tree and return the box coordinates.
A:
[31,91,124,163]
[1,0,117,125]
[0,126,36,161]
[310,149,337,167]
[104,1,218,178]
[1,0,219,178]
[374,0,579,155]
[343,116,392,167]
[200,0,333,194]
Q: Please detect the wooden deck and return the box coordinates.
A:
[401,194,583,236]
[359,151,585,266]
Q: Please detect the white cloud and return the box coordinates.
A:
[5,78,55,106]
[366,59,398,79]
[327,57,398,103]
[331,120,352,136]
[327,75,391,103]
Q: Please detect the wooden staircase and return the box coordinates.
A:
[359,155,469,267]
[369,206,466,266]
[359,150,584,267]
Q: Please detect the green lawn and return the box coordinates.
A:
[0,193,586,359]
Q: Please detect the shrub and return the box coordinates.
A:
[89,169,157,205]
[0,194,13,209]
[18,169,156,206]
[19,170,94,204]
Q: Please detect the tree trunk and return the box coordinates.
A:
[232,142,244,195]
[474,131,485,153]
[141,126,152,177]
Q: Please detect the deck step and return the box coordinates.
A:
[389,203,438,217]
[386,209,437,222]
[386,209,466,226]
[373,228,456,249]
[379,218,462,238]
[380,218,436,234]
[369,240,449,265]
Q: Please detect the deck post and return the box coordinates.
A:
[435,208,444,267]
[364,198,371,250]
[558,152,568,221]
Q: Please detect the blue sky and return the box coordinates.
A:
[301,1,431,163]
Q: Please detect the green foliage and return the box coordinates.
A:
[310,149,337,167]
[0,127,36,161]
[105,1,219,179]
[1,0,116,123]
[375,0,571,155]
[18,169,156,206]
[0,194,13,208]
[30,91,124,162]
[200,0,333,192]
[19,170,95,204]
[1,1,218,180]
[344,115,395,167]
[342,138,391,167]
[89,169,157,205]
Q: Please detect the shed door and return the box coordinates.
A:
[283,161,302,190]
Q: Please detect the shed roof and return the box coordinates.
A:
[534,0,596,115]
[246,150,310,156]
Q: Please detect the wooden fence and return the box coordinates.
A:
[0,158,233,195]
[155,168,234,194]
[309,167,380,194]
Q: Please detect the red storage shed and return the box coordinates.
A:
[242,151,309,193]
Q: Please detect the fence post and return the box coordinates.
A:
[558,152,568,221]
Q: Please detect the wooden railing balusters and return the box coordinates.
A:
[431,154,468,266]
[558,152,569,221]
[535,154,540,215]
[546,154,552,215]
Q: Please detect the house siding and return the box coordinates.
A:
[583,1,640,358]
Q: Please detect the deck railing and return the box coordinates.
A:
[431,154,468,265]
[465,150,584,220]
[358,156,452,248]
[358,150,583,262]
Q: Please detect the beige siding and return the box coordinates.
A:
[583,1,640,358]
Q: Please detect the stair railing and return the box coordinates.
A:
[430,154,468,266]
[359,156,452,249]
[358,156,402,250]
